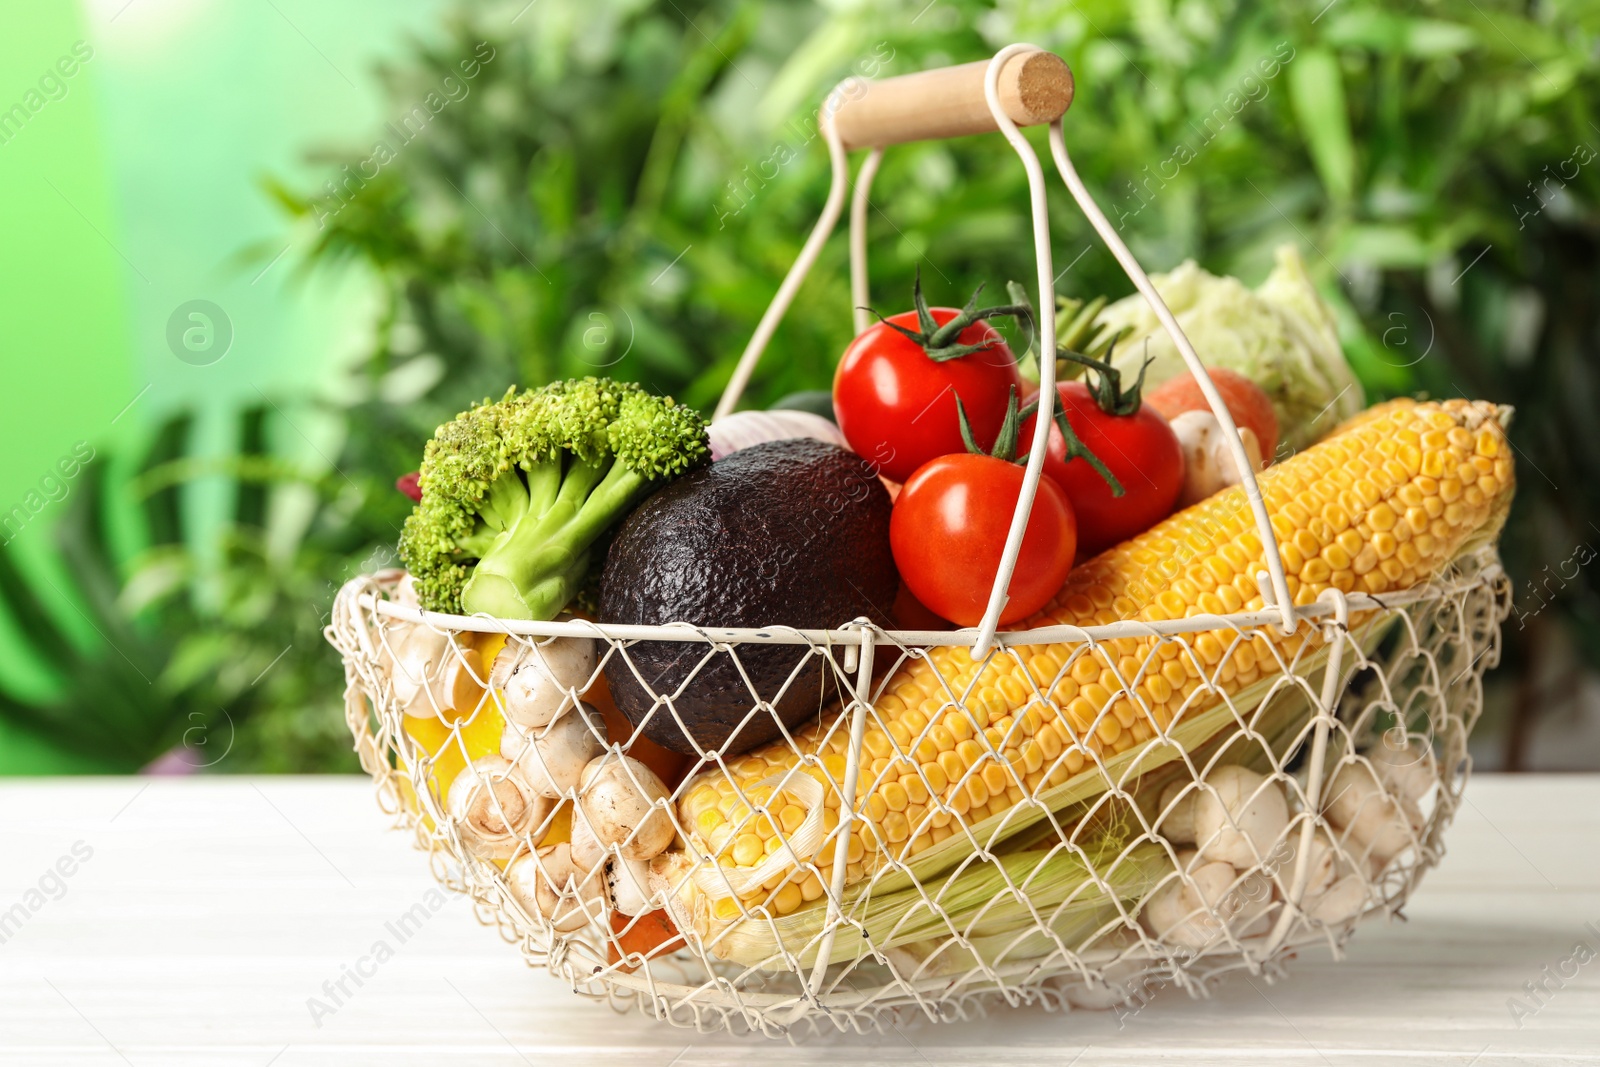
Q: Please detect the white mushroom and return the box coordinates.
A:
[391,572,420,608]
[1324,759,1424,867]
[1367,735,1437,808]
[491,637,597,729]
[383,622,448,716]
[568,812,607,873]
[1273,829,1372,926]
[1155,780,1198,845]
[1142,853,1241,951]
[502,701,608,798]
[1146,846,1278,949]
[505,843,606,933]
[446,755,550,859]
[1059,956,1152,1011]
[1303,873,1370,926]
[578,755,674,861]
[1193,765,1290,870]
[1229,867,1278,940]
[607,856,656,917]
[1277,828,1342,899]
[1171,410,1264,508]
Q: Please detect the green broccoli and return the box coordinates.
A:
[399,377,708,619]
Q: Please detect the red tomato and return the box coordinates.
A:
[890,454,1077,627]
[1146,368,1280,464]
[1022,382,1183,560]
[834,308,1022,484]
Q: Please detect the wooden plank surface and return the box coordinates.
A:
[0,775,1595,1065]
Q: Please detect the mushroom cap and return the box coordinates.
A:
[392,572,421,609]
[493,637,597,729]
[1325,761,1422,866]
[1156,781,1198,845]
[506,843,606,933]
[502,702,608,798]
[385,623,459,718]
[569,810,607,872]
[1172,411,1264,507]
[1058,957,1152,1012]
[1144,860,1239,951]
[1367,735,1438,806]
[1304,873,1370,926]
[578,755,674,861]
[1274,828,1345,900]
[1193,765,1290,870]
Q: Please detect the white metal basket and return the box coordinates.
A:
[325,46,1514,1038]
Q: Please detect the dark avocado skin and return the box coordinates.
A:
[599,438,897,756]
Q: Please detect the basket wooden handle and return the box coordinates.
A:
[830,48,1073,150]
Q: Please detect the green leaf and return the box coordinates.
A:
[1324,11,1477,58]
[1404,20,1478,58]
[1335,224,1433,268]
[1288,48,1357,205]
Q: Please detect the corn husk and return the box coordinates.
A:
[658,542,1501,971]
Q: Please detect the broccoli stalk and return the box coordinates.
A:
[399,379,708,620]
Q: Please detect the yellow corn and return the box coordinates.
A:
[676,399,1514,916]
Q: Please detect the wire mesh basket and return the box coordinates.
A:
[325,46,1516,1038]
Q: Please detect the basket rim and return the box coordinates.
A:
[355,550,1501,648]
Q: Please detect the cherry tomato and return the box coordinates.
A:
[834,308,1022,485]
[890,454,1077,627]
[1022,382,1183,560]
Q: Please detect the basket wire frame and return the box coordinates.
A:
[324,46,1514,1038]
[327,545,1508,1037]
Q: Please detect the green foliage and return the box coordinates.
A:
[278,0,1599,660]
[0,408,388,772]
[4,0,1595,771]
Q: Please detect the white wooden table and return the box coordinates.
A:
[1,775,1595,1066]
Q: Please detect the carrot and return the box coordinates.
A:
[585,673,691,787]
[608,909,684,972]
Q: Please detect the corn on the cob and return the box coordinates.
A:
[674,399,1515,920]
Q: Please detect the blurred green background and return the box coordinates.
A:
[2,0,1596,774]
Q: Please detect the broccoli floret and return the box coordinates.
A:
[399,378,708,619]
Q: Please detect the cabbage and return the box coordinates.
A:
[1097,245,1363,452]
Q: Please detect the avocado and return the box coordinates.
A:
[599,438,897,756]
